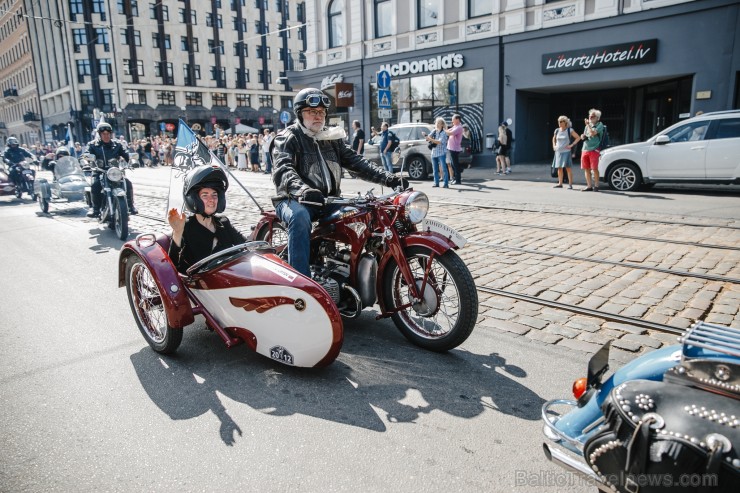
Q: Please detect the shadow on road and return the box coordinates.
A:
[129,314,545,446]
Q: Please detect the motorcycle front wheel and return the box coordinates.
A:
[113,195,128,240]
[38,194,49,213]
[125,256,182,354]
[382,246,478,352]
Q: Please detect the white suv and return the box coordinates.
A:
[599,110,740,191]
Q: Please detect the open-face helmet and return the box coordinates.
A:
[183,164,228,216]
[7,137,19,147]
[96,122,113,134]
[293,88,331,123]
[55,146,71,159]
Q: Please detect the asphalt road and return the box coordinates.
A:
[1,164,737,492]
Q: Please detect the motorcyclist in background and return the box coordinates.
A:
[48,146,72,175]
[85,122,137,217]
[2,137,37,188]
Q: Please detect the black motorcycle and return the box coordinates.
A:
[89,158,129,240]
[3,158,36,199]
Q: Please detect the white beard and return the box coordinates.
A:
[299,122,347,141]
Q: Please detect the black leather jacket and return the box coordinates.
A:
[2,146,35,165]
[86,138,129,168]
[271,124,396,206]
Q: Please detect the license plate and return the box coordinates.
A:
[420,218,467,248]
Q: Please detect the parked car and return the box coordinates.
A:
[363,123,472,180]
[599,110,740,191]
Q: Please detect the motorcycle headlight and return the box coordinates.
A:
[106,167,123,182]
[404,191,429,224]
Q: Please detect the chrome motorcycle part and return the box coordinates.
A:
[125,256,182,354]
[404,191,429,224]
[339,284,362,319]
[106,167,123,182]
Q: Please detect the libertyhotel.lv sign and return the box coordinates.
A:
[542,39,657,74]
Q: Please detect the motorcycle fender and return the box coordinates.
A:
[112,188,126,198]
[34,178,51,199]
[118,240,194,329]
[553,345,682,444]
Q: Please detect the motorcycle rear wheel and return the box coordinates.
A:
[382,246,478,352]
[125,256,182,354]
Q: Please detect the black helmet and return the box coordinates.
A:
[96,122,113,134]
[7,137,19,147]
[183,164,228,216]
[293,88,330,122]
[56,146,70,158]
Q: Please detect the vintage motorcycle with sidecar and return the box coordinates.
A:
[33,155,89,213]
[118,234,343,367]
[249,188,478,352]
[542,321,739,492]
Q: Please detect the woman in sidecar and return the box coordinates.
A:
[118,164,342,368]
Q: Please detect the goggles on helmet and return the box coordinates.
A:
[305,94,331,107]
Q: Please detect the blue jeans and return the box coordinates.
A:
[380,151,393,172]
[263,152,272,173]
[431,154,448,187]
[274,199,343,277]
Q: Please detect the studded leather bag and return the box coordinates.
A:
[583,377,739,492]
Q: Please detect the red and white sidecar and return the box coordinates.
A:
[118,234,343,367]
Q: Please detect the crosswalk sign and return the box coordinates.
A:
[377,89,391,108]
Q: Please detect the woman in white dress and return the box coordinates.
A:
[236,139,248,171]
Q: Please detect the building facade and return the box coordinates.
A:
[0,0,42,145]
[286,0,740,163]
[21,0,307,143]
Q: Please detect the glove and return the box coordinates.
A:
[387,176,410,190]
[300,188,325,206]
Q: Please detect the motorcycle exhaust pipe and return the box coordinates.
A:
[542,443,604,486]
[339,284,362,319]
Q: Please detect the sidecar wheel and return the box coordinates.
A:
[382,247,478,352]
[125,256,182,354]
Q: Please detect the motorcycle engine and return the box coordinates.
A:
[310,241,364,317]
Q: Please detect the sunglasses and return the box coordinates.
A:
[303,109,326,118]
[305,93,331,107]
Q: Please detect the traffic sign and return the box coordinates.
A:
[378,109,392,119]
[376,70,391,89]
[280,110,291,124]
[377,89,392,108]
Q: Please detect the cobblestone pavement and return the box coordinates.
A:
[46,167,738,363]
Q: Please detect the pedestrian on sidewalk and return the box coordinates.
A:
[425,117,449,188]
[496,122,509,175]
[580,109,604,191]
[552,116,580,189]
[445,114,463,184]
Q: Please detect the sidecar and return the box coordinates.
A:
[118,233,343,367]
[0,162,14,196]
[34,156,88,213]
[541,321,740,488]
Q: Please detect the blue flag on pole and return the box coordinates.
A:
[167,119,227,214]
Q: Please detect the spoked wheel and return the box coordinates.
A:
[114,196,129,240]
[38,194,49,213]
[125,256,182,354]
[382,246,478,352]
[255,221,288,259]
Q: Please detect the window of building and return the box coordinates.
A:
[184,64,201,82]
[80,89,94,107]
[281,96,292,109]
[233,17,247,32]
[375,0,392,38]
[207,13,223,28]
[70,0,83,17]
[179,8,197,23]
[158,91,176,105]
[152,33,171,49]
[458,69,483,104]
[256,46,271,59]
[297,2,305,22]
[417,0,439,29]
[121,29,142,46]
[118,0,138,15]
[208,40,225,54]
[76,59,91,81]
[328,0,343,48]
[181,36,199,51]
[95,28,110,50]
[92,0,105,15]
[258,71,272,84]
[123,59,145,76]
[258,95,273,108]
[212,92,228,106]
[72,29,87,52]
[185,92,202,106]
[126,89,147,105]
[468,0,492,18]
[236,94,250,107]
[210,66,226,82]
[234,42,248,56]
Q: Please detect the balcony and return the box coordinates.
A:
[3,88,19,101]
[23,112,41,125]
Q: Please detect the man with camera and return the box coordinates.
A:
[580,109,604,192]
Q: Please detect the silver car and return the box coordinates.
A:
[363,123,473,180]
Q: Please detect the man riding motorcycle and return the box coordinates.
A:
[2,137,37,188]
[85,122,137,217]
[271,87,408,277]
